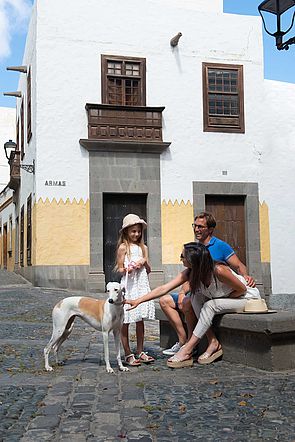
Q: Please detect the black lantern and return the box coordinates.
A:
[4,139,17,161]
[3,139,35,174]
[258,0,295,50]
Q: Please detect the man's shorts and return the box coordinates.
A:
[170,292,191,310]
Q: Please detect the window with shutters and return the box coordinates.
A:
[203,63,245,133]
[101,55,146,106]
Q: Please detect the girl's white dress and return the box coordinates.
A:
[122,244,155,324]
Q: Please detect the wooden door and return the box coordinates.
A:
[205,195,246,265]
[103,193,147,284]
[3,224,7,269]
[15,217,19,265]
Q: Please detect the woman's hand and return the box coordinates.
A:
[178,292,186,311]
[125,298,140,311]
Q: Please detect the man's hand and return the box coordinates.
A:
[244,275,256,288]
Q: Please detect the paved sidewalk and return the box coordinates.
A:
[0,280,295,441]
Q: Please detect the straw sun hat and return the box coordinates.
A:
[242,298,276,314]
[121,214,147,231]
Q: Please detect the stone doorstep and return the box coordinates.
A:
[155,304,295,372]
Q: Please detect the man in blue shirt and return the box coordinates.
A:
[161,212,255,360]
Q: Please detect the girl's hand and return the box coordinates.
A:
[135,258,146,269]
[125,299,140,311]
[126,261,137,273]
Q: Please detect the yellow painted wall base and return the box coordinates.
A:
[161,200,194,264]
[259,201,271,263]
[35,198,90,266]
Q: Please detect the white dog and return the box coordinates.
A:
[44,282,129,373]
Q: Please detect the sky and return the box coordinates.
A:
[0,0,294,109]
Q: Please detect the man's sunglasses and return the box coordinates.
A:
[192,223,207,230]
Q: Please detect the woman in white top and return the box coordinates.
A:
[126,242,260,369]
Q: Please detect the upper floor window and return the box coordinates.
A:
[101,55,146,106]
[202,63,245,133]
[27,68,32,143]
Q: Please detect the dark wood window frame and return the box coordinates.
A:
[101,54,146,106]
[26,194,32,266]
[20,100,24,159]
[202,62,245,134]
[27,68,32,143]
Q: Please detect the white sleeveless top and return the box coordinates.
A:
[198,269,260,300]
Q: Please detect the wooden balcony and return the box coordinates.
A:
[87,103,164,141]
[8,151,20,191]
[80,104,170,154]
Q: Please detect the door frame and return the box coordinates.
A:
[88,150,165,290]
[193,181,263,290]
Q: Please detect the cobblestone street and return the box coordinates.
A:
[1,278,295,441]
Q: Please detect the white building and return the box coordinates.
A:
[0,107,15,190]
[0,0,294,306]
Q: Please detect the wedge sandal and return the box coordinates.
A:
[197,348,223,365]
[167,356,193,369]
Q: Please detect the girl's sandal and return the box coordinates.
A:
[137,351,155,364]
[125,353,141,367]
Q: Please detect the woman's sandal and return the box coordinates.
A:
[167,354,193,369]
[197,348,223,365]
[137,351,155,364]
[125,353,141,367]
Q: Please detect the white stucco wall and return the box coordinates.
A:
[0,107,15,192]
[33,0,263,203]
[262,80,295,294]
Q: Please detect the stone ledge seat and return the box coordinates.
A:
[155,302,295,371]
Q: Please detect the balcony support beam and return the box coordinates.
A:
[79,139,170,153]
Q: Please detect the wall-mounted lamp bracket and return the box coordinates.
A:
[6,66,28,74]
[3,92,22,98]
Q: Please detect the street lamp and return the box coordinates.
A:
[258,0,295,50]
[3,140,35,174]
[4,140,17,161]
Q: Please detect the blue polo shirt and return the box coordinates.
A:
[205,236,235,262]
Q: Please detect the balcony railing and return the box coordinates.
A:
[8,150,20,190]
[85,104,165,143]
